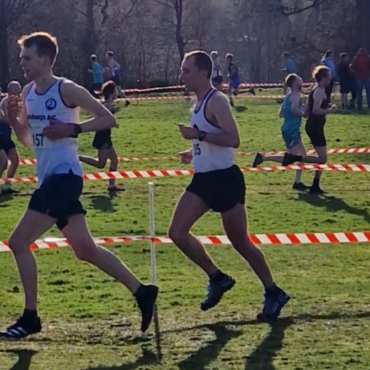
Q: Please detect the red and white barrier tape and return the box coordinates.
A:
[1,164,370,184]
[0,231,369,252]
[15,147,370,166]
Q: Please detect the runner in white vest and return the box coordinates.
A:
[0,31,158,340]
[169,50,290,319]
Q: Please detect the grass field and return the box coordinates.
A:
[1,93,370,369]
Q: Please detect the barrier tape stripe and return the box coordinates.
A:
[1,164,370,183]
[1,232,370,252]
[15,148,370,166]
[1,82,315,99]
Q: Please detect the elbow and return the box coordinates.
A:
[106,115,116,129]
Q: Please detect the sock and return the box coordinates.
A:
[265,283,279,295]
[108,167,115,187]
[312,177,320,188]
[22,309,37,320]
[209,270,226,282]
[134,284,145,298]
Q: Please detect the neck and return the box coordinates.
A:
[34,71,57,92]
[194,83,213,101]
[318,82,326,89]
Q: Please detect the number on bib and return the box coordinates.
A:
[32,133,45,148]
[30,127,51,149]
[193,143,201,156]
[192,140,210,157]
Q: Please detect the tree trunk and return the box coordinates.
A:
[175,0,185,63]
[356,0,370,51]
[82,0,97,87]
[0,0,9,90]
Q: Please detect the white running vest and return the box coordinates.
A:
[212,64,222,79]
[191,89,234,173]
[25,79,83,187]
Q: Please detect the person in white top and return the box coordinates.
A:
[210,51,223,91]
[169,50,289,318]
[105,51,130,106]
[0,31,158,340]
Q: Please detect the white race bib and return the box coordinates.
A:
[192,139,210,157]
[30,126,51,149]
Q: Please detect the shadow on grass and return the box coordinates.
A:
[1,349,38,370]
[178,323,243,370]
[295,192,370,223]
[89,195,116,213]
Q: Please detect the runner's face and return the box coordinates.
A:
[180,56,198,91]
[20,45,49,81]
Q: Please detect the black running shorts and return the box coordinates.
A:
[0,137,15,155]
[92,130,113,150]
[305,125,327,147]
[28,171,86,231]
[186,165,246,213]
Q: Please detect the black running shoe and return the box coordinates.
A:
[1,187,18,195]
[252,152,263,168]
[0,316,42,340]
[292,182,309,191]
[134,284,159,333]
[257,286,290,321]
[309,186,324,195]
[125,100,131,107]
[201,275,235,311]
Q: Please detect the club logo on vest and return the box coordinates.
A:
[45,98,57,111]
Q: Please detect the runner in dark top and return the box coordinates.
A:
[278,66,338,194]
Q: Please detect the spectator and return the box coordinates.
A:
[336,52,352,110]
[282,52,296,94]
[88,54,104,98]
[350,48,370,110]
[321,50,337,103]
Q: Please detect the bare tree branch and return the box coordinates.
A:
[274,0,327,16]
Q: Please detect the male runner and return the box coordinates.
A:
[169,50,289,319]
[88,54,104,98]
[0,31,158,340]
[0,81,21,194]
[255,67,337,194]
[79,80,124,192]
[105,51,130,106]
[210,51,223,91]
[252,74,310,190]
[226,53,240,106]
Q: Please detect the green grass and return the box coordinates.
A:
[1,93,370,369]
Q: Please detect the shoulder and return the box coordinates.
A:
[208,90,230,108]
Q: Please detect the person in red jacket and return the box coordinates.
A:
[350,48,370,109]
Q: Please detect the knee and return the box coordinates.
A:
[96,161,107,169]
[110,157,118,169]
[168,224,187,246]
[73,243,98,263]
[8,234,29,255]
[317,155,327,164]
[0,156,7,171]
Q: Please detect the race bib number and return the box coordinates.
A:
[192,140,210,157]
[31,127,51,149]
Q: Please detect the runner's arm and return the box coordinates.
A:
[202,93,240,148]
[61,81,116,133]
[278,103,284,118]
[8,86,32,147]
[290,94,303,117]
[312,89,333,115]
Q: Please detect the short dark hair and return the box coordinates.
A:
[184,51,213,78]
[285,73,299,88]
[312,66,330,82]
[283,52,289,58]
[107,51,114,57]
[340,52,348,60]
[324,49,332,58]
[102,80,116,100]
[18,32,58,63]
